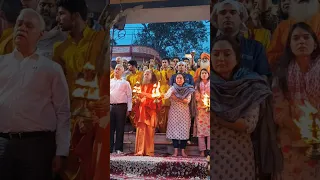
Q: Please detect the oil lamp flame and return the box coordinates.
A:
[133,81,141,94]
[202,93,210,107]
[293,101,319,143]
[293,100,320,159]
[152,82,161,98]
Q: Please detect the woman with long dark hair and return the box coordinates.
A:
[194,69,210,157]
[211,35,282,180]
[273,22,320,180]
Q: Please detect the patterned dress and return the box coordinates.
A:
[272,59,320,180]
[211,106,259,180]
[194,81,210,137]
[165,87,192,140]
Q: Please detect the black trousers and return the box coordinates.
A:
[0,132,56,180]
[110,103,127,152]
[172,139,187,149]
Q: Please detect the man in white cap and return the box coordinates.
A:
[212,0,271,77]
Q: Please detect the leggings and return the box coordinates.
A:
[198,136,210,151]
[172,139,187,149]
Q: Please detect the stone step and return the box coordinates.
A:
[110,154,209,179]
[122,132,201,156]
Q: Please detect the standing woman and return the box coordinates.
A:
[194,69,210,157]
[164,73,195,157]
[210,35,282,180]
[273,22,320,180]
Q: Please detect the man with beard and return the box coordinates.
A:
[212,0,271,77]
[267,0,320,68]
[194,53,210,82]
[255,0,290,32]
[0,0,22,55]
[21,0,39,10]
[158,58,174,133]
[36,0,66,58]
[52,0,106,179]
[134,69,159,156]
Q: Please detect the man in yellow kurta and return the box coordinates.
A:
[0,0,22,55]
[126,60,143,88]
[126,60,143,128]
[158,58,174,132]
[53,0,106,179]
[182,57,196,76]
[148,58,161,81]
[267,0,320,68]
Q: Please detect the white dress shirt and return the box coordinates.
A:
[110,77,132,111]
[0,49,70,156]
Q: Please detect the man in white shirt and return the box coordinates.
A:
[110,64,132,154]
[0,8,70,180]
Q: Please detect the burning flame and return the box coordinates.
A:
[202,93,210,107]
[151,81,161,98]
[293,101,320,143]
[133,81,141,93]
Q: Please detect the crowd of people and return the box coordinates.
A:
[211,0,320,180]
[0,0,108,180]
[110,54,211,157]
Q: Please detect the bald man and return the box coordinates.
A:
[0,8,70,180]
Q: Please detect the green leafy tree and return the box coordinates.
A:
[134,22,208,59]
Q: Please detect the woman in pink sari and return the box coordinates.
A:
[273,22,320,180]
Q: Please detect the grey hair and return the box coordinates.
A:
[176,61,187,69]
[211,0,248,34]
[18,8,45,31]
[115,64,125,71]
